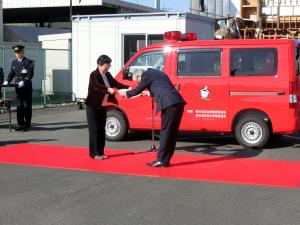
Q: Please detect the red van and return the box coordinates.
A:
[105,31,300,149]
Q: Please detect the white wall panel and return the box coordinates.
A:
[72,21,91,99]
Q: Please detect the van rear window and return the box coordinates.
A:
[230,48,277,76]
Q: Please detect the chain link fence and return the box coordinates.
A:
[0,43,73,110]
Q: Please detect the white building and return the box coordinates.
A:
[72,12,215,100]
[2,0,156,28]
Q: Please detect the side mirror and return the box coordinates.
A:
[122,66,132,80]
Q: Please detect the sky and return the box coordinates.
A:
[124,0,190,12]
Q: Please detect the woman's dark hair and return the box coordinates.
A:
[97,55,112,66]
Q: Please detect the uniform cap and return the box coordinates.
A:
[12,45,25,52]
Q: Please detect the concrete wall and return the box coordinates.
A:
[190,0,240,18]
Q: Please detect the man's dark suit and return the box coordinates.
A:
[126,69,186,165]
[86,69,129,157]
[7,57,34,128]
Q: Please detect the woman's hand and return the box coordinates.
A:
[107,88,115,94]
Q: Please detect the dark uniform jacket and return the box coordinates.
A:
[86,69,129,109]
[126,68,186,113]
[0,67,3,99]
[7,57,34,94]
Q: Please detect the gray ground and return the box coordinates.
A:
[0,105,300,225]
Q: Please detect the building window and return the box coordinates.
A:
[230,48,277,76]
[123,34,163,65]
[177,49,221,77]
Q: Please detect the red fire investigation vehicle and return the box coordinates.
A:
[104,31,300,149]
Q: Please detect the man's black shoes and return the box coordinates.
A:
[147,161,170,168]
[14,125,24,131]
[23,126,30,131]
[15,125,30,131]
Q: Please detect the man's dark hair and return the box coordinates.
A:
[97,55,112,66]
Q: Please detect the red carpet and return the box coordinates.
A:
[1,143,300,188]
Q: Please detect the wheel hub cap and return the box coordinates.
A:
[241,122,263,144]
[106,117,121,137]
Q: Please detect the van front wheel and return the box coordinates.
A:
[105,110,128,141]
[235,116,270,149]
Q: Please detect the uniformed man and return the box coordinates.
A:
[3,45,34,131]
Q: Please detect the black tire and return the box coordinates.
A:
[235,116,270,149]
[105,109,128,141]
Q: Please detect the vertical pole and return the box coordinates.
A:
[43,49,46,108]
[2,45,5,99]
[257,0,262,28]
[277,0,281,29]
[154,0,160,10]
[70,0,73,103]
[70,0,73,33]
[228,0,230,17]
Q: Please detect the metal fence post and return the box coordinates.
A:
[42,48,46,108]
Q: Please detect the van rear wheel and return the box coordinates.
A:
[105,109,128,141]
[235,116,270,149]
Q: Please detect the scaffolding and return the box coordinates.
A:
[240,0,300,39]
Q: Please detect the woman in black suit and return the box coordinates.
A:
[86,55,130,159]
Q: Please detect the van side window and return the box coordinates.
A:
[295,44,300,76]
[128,51,165,74]
[177,49,221,77]
[230,48,277,76]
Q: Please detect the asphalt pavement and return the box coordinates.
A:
[0,105,300,225]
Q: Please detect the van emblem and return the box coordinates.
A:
[200,86,210,100]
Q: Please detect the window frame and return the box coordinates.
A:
[230,48,278,77]
[177,48,222,77]
[127,50,165,76]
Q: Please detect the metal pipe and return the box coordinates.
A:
[257,0,262,28]
[155,0,160,10]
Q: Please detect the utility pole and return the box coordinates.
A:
[69,0,73,100]
[277,0,281,29]
[257,0,262,28]
[70,0,73,32]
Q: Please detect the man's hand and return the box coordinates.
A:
[18,81,24,88]
[141,90,150,96]
[107,88,115,95]
[2,81,8,86]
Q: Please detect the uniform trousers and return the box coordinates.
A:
[16,89,32,128]
[157,103,185,164]
[86,105,107,157]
